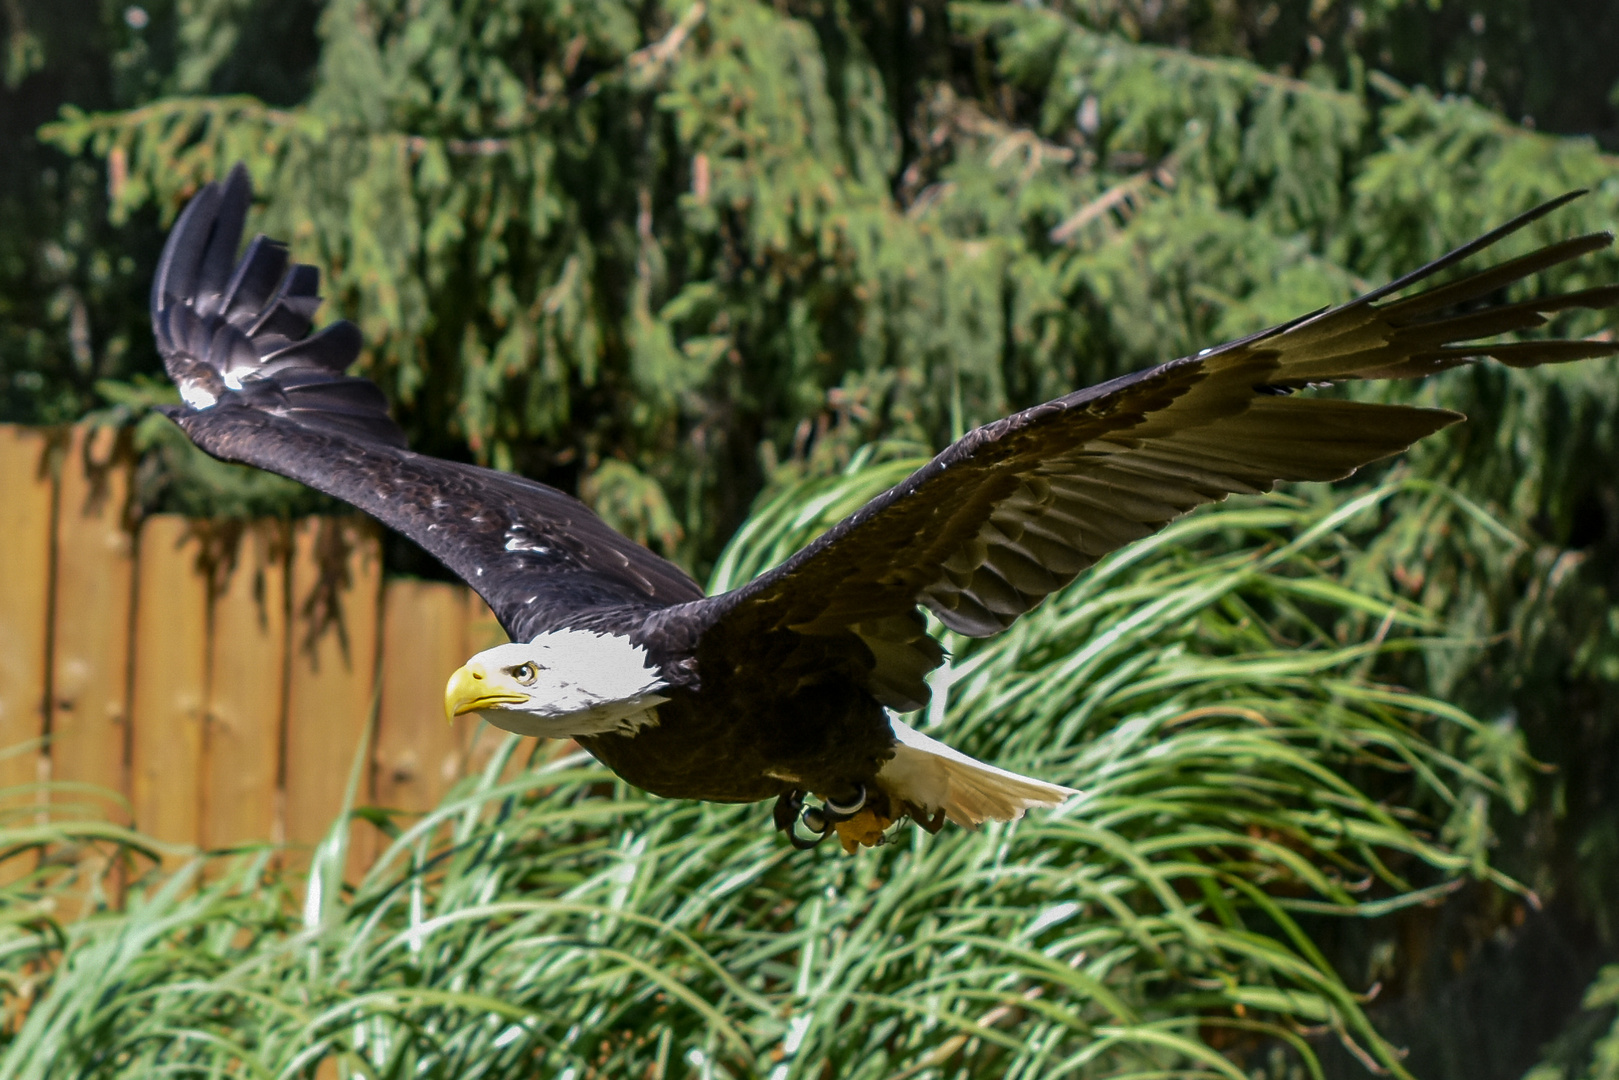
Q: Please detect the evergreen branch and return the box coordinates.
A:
[1049,160,1174,243]
[1137,40,1359,105]
[628,1,707,78]
[401,136,514,157]
[49,94,300,134]
[582,0,707,97]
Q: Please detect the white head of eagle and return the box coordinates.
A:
[444,630,669,739]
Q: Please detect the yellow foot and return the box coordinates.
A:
[832,808,894,853]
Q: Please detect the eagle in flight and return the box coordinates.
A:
[152,167,1617,852]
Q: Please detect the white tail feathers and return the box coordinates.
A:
[878,717,1078,829]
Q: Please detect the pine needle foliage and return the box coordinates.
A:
[0,464,1536,1079]
[37,1,1619,562]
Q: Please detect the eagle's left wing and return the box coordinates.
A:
[656,193,1619,711]
[152,166,704,642]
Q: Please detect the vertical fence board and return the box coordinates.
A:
[463,593,508,656]
[203,522,287,852]
[0,428,55,798]
[0,427,56,886]
[129,517,209,859]
[284,518,381,870]
[48,427,133,820]
[374,580,468,816]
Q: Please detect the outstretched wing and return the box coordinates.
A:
[662,193,1619,710]
[153,165,703,641]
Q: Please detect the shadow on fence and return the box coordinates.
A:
[0,423,515,876]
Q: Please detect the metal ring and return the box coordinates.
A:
[823,783,866,818]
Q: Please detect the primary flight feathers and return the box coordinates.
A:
[152,166,1618,850]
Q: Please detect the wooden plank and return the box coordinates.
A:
[0,426,58,884]
[283,518,382,872]
[48,426,134,822]
[374,580,468,817]
[464,592,508,656]
[0,427,55,786]
[202,521,288,852]
[128,516,209,860]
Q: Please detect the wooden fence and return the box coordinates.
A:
[0,423,516,870]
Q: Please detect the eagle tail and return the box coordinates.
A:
[877,716,1077,830]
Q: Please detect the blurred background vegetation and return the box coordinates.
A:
[2,0,1618,1076]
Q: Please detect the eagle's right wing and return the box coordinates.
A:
[662,193,1619,711]
[152,166,705,642]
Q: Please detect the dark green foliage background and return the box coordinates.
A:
[3,0,1618,1075]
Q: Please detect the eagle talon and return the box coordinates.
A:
[773,790,805,834]
[779,790,875,851]
[788,805,830,849]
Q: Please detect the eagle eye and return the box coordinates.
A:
[511,662,540,686]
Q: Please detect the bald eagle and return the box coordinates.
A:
[152,167,1618,851]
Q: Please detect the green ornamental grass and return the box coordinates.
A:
[0,453,1534,1079]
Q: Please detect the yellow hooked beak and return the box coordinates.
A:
[444,663,530,722]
